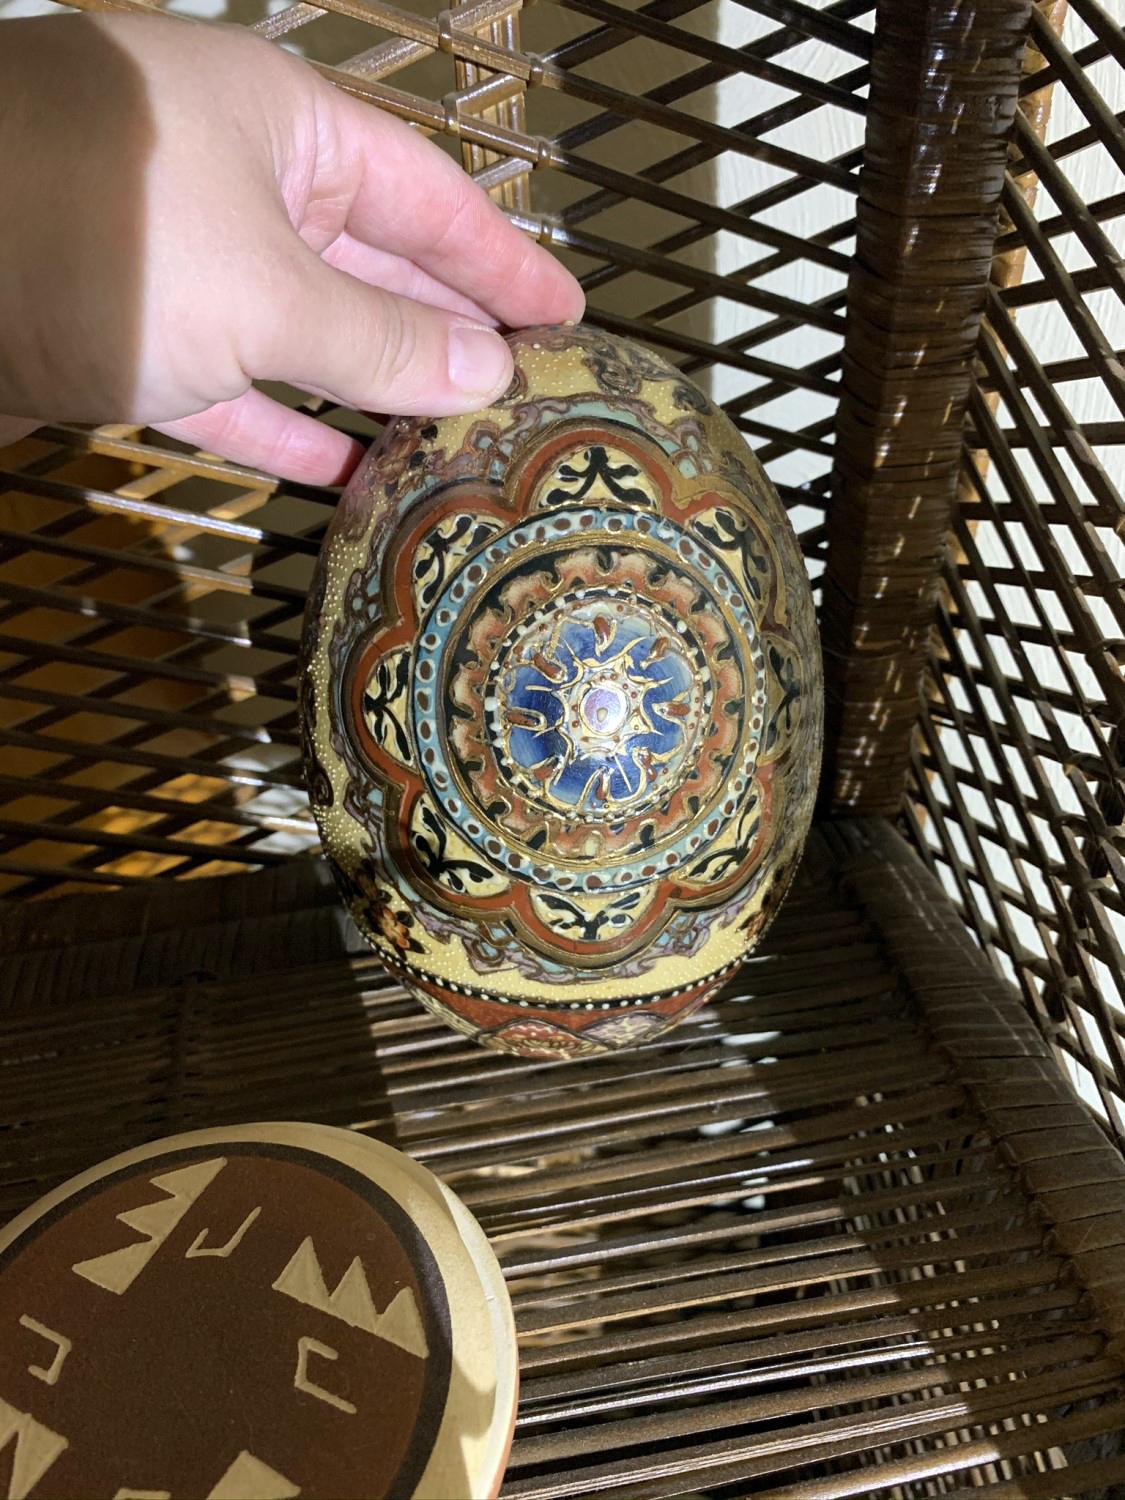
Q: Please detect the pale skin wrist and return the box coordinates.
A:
[0,13,584,483]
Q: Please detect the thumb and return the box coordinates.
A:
[250,251,514,417]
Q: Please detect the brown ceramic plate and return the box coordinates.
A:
[0,1122,517,1500]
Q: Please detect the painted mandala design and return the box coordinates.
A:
[301,325,823,1058]
[490,594,703,819]
[419,501,763,895]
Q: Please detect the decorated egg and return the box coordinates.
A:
[300,325,822,1059]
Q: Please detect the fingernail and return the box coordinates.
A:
[449,325,512,400]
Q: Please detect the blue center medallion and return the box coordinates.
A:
[498,601,700,817]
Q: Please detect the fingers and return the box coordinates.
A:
[249,252,515,416]
[320,233,497,325]
[153,387,363,486]
[317,87,585,330]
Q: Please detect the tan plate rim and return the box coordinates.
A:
[0,1121,518,1500]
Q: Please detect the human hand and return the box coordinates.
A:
[0,14,583,483]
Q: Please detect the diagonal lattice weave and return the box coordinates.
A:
[0,0,870,896]
[902,0,1125,1139]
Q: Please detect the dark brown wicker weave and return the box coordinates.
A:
[2,0,1124,1493]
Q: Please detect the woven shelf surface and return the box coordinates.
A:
[3,818,1124,1499]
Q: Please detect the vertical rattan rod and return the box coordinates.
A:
[819,0,1032,815]
[452,1,531,212]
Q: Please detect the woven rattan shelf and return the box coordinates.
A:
[1,0,1123,1492]
[3,822,1124,1496]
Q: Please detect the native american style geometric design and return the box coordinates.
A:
[0,1125,519,1499]
[301,325,822,1057]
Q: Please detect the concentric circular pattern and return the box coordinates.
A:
[301,325,822,1058]
[488,591,707,817]
[426,510,763,892]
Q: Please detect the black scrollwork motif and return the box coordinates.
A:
[691,508,769,602]
[543,446,653,507]
[536,888,645,942]
[766,644,801,753]
[413,801,500,895]
[362,651,412,762]
[412,515,499,611]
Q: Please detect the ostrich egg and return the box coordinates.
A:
[300,325,822,1059]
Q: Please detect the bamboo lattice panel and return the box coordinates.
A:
[2,822,1124,1498]
[0,0,870,896]
[903,0,1125,1140]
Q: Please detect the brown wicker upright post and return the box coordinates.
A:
[821,0,1032,815]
